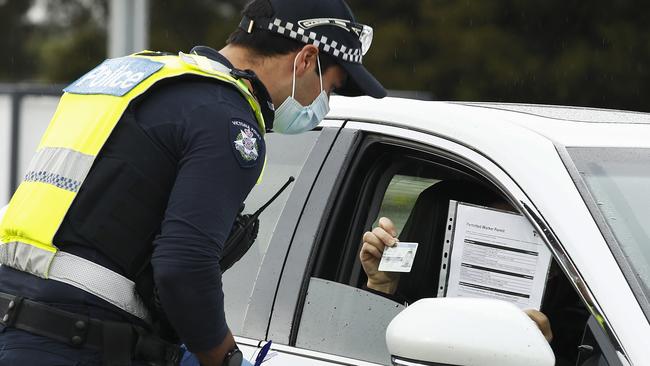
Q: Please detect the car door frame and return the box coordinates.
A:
[232,121,348,339]
[265,119,639,365]
[238,122,374,365]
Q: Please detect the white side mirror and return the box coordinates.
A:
[386,298,555,366]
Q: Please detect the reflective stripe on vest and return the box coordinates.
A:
[0,51,266,321]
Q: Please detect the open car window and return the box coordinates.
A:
[292,135,591,365]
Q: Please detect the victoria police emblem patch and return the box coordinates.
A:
[235,128,259,161]
[231,120,261,168]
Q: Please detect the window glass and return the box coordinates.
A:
[568,147,650,300]
[296,278,404,365]
[223,131,320,335]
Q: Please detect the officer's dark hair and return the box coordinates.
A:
[227,0,337,75]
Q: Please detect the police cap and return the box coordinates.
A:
[239,0,387,98]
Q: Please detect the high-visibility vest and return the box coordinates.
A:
[0,51,266,320]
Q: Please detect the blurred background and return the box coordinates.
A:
[1,0,649,205]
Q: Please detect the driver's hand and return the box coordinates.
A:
[360,217,400,295]
[524,309,553,343]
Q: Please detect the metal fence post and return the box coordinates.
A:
[0,84,65,199]
[108,0,150,58]
[9,92,22,196]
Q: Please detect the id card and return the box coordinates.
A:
[378,242,419,273]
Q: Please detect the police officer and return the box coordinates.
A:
[0,0,385,365]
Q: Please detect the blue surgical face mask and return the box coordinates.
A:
[273,54,330,135]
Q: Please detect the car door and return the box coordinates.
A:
[259,119,633,365]
[220,121,347,362]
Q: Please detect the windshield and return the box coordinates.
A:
[568,147,650,299]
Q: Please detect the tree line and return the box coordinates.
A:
[2,0,648,112]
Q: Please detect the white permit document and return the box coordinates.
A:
[439,201,552,310]
[378,242,419,273]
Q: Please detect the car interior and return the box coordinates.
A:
[302,135,616,365]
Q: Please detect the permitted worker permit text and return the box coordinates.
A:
[440,201,552,310]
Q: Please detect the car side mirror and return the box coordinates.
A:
[385,297,555,366]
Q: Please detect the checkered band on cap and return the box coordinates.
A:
[267,18,363,64]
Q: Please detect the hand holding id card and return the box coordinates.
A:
[378,242,419,273]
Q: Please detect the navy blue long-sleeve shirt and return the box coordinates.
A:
[0,47,266,352]
[143,71,266,351]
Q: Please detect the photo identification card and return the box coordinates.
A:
[378,242,419,273]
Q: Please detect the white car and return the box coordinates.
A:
[221,97,650,366]
[2,97,648,366]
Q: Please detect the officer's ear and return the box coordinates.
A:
[294,45,319,78]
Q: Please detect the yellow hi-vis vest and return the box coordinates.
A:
[0,51,266,320]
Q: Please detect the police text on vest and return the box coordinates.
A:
[64,57,164,97]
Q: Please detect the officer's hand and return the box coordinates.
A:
[182,349,254,366]
[194,330,237,366]
[360,217,400,295]
[524,309,553,343]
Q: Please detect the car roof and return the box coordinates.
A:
[450,101,650,124]
[327,96,650,148]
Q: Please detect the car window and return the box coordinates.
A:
[223,131,320,335]
[293,137,591,365]
[296,278,404,365]
[295,142,491,364]
[568,147,650,310]
[297,172,435,364]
